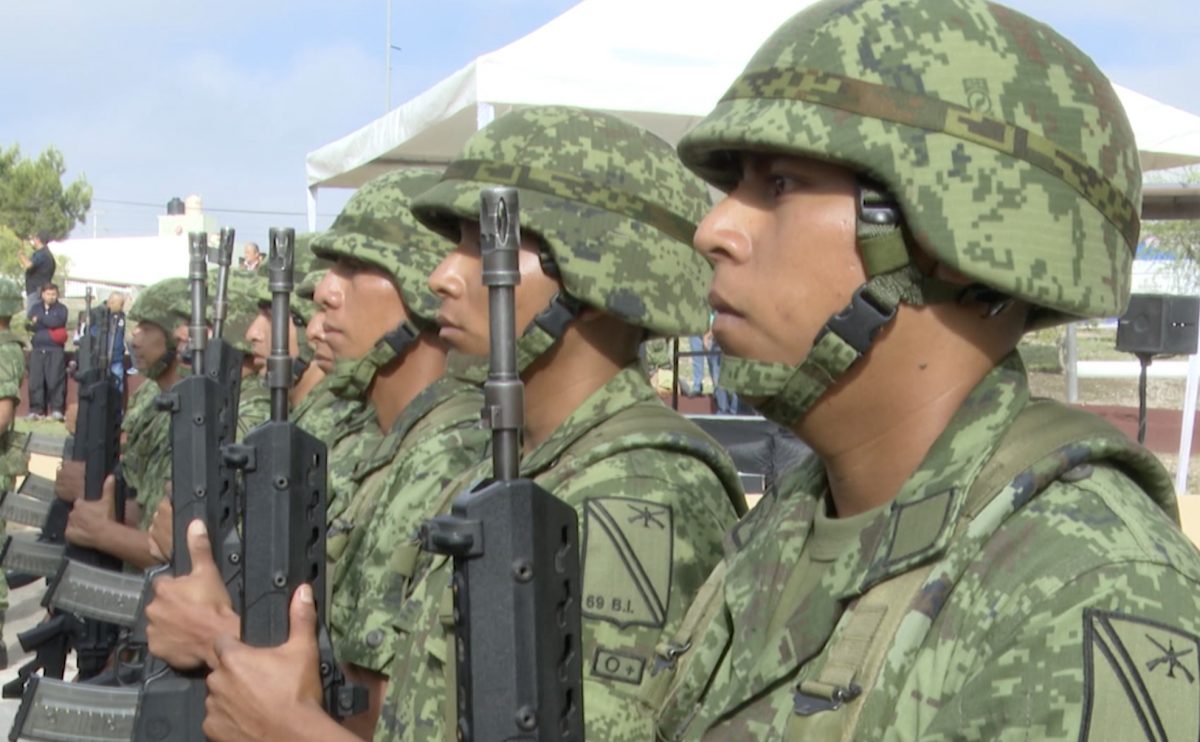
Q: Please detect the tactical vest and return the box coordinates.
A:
[647,399,1176,740]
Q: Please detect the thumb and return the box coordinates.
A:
[286,584,318,649]
[186,519,217,573]
[100,474,117,500]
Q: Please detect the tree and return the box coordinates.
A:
[0,144,92,277]
[1142,165,1200,293]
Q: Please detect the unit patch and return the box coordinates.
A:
[1081,609,1199,742]
[581,497,673,629]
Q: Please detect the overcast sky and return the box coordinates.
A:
[2,0,1196,244]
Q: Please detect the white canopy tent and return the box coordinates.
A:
[305,0,1200,225]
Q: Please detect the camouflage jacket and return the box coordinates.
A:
[121,380,172,529]
[0,330,27,486]
[236,373,271,439]
[328,376,486,674]
[376,365,746,741]
[652,355,1200,741]
[293,376,364,447]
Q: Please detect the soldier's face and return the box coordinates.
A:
[129,321,168,371]
[694,154,864,366]
[428,220,561,357]
[315,258,407,361]
[246,308,298,371]
[307,310,334,374]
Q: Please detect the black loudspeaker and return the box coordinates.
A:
[1116,294,1200,357]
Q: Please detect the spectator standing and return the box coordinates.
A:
[90,292,128,393]
[17,233,57,312]
[240,242,263,272]
[26,283,68,421]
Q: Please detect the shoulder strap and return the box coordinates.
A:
[790,399,1157,738]
[963,398,1131,518]
[398,386,481,456]
[538,401,748,516]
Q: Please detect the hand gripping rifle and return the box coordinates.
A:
[422,188,585,741]
[5,232,250,742]
[224,228,366,721]
[4,279,127,700]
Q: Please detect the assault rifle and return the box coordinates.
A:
[4,284,126,699]
[131,229,245,739]
[421,188,584,741]
[224,227,364,721]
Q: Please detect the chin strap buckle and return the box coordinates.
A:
[820,285,896,356]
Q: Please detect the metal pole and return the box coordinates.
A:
[386,0,392,112]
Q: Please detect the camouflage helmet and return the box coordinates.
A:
[220,271,260,354]
[129,277,189,334]
[311,169,451,399]
[250,271,315,375]
[0,277,23,317]
[128,277,189,378]
[678,0,1141,322]
[412,105,714,341]
[310,169,447,324]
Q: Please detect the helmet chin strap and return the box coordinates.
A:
[452,292,584,385]
[139,346,176,380]
[327,320,423,400]
[719,179,961,428]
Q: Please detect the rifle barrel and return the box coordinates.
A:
[480,188,523,481]
[188,232,209,376]
[267,228,295,421]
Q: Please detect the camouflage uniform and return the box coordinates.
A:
[292,375,363,447]
[306,169,487,679]
[328,375,484,673]
[0,277,29,632]
[234,373,270,439]
[376,106,748,740]
[125,278,189,529]
[647,2,1200,739]
[219,271,270,439]
[379,367,744,740]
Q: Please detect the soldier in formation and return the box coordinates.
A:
[17,2,1200,737]
[640,1,1200,739]
[0,278,30,665]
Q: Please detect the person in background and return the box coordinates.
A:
[241,242,264,272]
[86,291,128,393]
[17,232,56,312]
[25,282,68,421]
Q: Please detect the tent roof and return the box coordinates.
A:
[51,235,188,288]
[306,0,1200,190]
